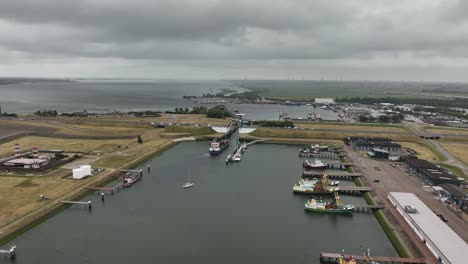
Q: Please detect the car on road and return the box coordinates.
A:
[373,179,380,183]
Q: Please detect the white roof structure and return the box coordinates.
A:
[388,192,468,264]
[4,158,47,165]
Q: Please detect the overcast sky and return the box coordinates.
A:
[1,0,468,81]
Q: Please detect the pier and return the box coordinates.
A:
[0,244,16,259]
[294,186,373,195]
[320,252,426,264]
[353,204,386,213]
[302,170,362,179]
[226,138,270,163]
[299,153,343,159]
[61,200,92,209]
[85,182,123,195]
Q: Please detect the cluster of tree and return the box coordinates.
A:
[165,106,207,115]
[413,106,466,119]
[0,112,17,117]
[129,111,162,117]
[34,110,58,117]
[206,105,233,118]
[337,97,468,108]
[358,114,404,123]
[61,111,89,117]
[252,120,295,128]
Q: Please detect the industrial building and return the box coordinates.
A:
[438,183,468,207]
[314,98,335,104]
[72,165,92,179]
[406,158,463,186]
[388,192,468,264]
[3,158,49,169]
[367,148,401,161]
[345,137,401,151]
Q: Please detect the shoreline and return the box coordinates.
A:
[0,137,410,259]
[0,140,179,245]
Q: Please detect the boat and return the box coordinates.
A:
[123,172,142,187]
[182,173,194,189]
[361,247,380,264]
[293,174,339,193]
[303,159,328,170]
[209,138,229,155]
[337,250,358,264]
[305,192,355,214]
[293,178,319,193]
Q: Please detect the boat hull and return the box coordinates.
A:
[209,142,229,155]
[304,207,353,214]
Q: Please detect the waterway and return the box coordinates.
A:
[2,143,395,264]
[0,80,338,120]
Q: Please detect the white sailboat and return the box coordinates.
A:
[182,170,194,189]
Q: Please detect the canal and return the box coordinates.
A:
[4,143,396,264]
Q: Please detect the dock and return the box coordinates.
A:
[303,170,362,179]
[294,186,373,195]
[299,153,342,159]
[353,204,386,212]
[226,139,270,163]
[61,200,92,209]
[320,252,426,264]
[85,182,123,195]
[0,244,16,258]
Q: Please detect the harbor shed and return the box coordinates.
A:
[439,183,468,207]
[406,158,463,186]
[368,148,389,159]
[388,192,468,264]
[346,137,401,151]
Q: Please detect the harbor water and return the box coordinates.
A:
[3,143,395,264]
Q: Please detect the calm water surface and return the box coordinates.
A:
[3,143,395,264]
[0,80,338,120]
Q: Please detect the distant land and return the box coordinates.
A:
[0,78,74,85]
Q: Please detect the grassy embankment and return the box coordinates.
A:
[163,126,215,135]
[353,177,411,258]
[250,128,419,142]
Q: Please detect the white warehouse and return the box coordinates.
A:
[314,98,335,104]
[388,192,468,264]
[72,165,92,179]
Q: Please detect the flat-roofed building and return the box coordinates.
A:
[315,98,335,104]
[388,192,468,264]
[3,158,49,169]
[406,158,463,186]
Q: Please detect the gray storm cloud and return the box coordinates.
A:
[0,0,468,80]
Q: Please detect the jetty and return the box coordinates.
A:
[320,252,426,264]
[61,200,92,209]
[226,139,270,163]
[303,170,362,179]
[85,182,123,195]
[353,204,386,212]
[299,152,344,159]
[0,244,16,258]
[294,186,373,195]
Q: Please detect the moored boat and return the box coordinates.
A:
[293,175,339,193]
[305,192,354,214]
[123,172,142,187]
[303,159,328,170]
[209,138,229,155]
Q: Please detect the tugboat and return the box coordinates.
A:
[303,159,328,170]
[305,191,354,214]
[209,138,229,155]
[123,172,142,187]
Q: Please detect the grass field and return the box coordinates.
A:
[440,142,468,166]
[250,128,419,142]
[398,142,441,161]
[295,122,409,132]
[424,126,468,136]
[164,126,215,135]
[0,136,131,157]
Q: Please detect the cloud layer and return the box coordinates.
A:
[1,0,468,80]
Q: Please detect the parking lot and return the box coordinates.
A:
[344,145,468,242]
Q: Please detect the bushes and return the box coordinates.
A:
[252,120,294,128]
[206,105,233,118]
